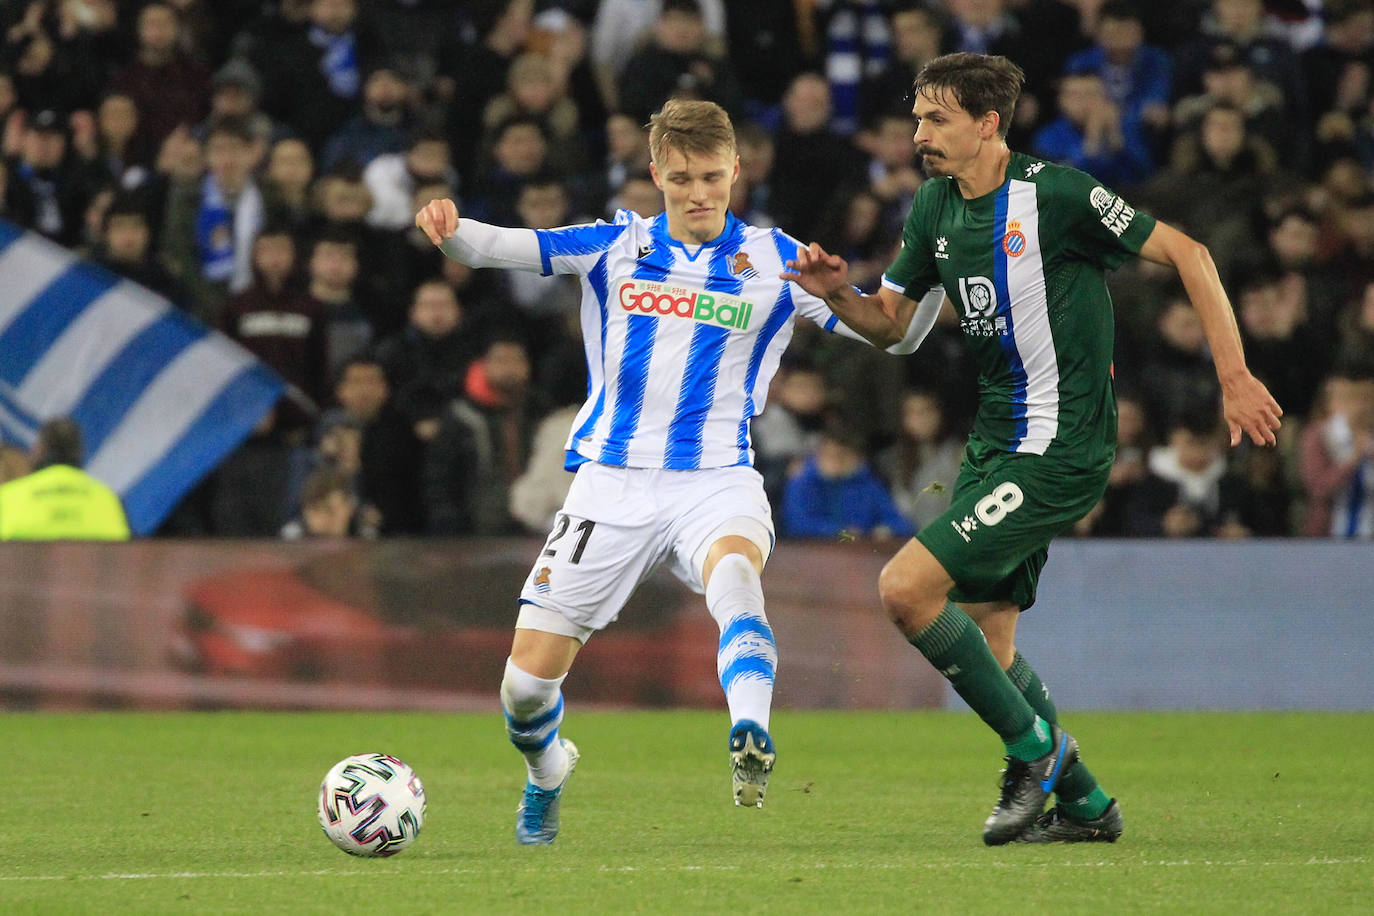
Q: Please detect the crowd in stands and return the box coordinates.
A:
[1,0,1371,541]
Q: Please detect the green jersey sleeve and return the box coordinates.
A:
[1052,167,1156,271]
[880,182,941,298]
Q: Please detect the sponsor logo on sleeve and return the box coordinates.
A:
[1090,186,1136,237]
[1024,161,1045,177]
[615,278,754,331]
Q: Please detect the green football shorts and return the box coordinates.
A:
[915,439,1111,611]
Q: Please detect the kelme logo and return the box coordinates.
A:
[616,279,754,330]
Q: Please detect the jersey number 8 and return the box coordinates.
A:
[974,482,1024,526]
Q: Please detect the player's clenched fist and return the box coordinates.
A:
[415,198,459,246]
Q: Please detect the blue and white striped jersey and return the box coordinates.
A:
[536,209,852,471]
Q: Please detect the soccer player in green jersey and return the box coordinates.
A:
[784,52,1282,845]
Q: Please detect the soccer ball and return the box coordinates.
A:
[318,753,426,857]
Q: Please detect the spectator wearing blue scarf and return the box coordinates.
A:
[162,118,264,325]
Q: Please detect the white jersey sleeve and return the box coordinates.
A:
[438,220,542,271]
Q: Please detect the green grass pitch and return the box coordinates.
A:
[4,710,1370,914]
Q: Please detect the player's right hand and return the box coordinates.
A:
[415,198,459,246]
[781,242,851,301]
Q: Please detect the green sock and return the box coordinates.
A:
[1006,652,1111,819]
[908,603,1050,761]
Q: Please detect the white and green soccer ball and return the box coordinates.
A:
[318,753,426,857]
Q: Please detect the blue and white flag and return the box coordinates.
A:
[0,220,284,535]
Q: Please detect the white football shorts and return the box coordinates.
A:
[516,462,774,639]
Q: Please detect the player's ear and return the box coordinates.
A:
[730,155,740,185]
[980,110,1001,140]
[649,161,664,191]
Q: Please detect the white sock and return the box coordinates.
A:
[500,657,570,789]
[706,554,776,731]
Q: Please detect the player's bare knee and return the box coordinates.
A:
[878,560,939,634]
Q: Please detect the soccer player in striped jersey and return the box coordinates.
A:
[786,53,1283,845]
[416,99,937,845]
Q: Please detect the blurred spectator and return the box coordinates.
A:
[1062,1,1172,134]
[374,278,477,444]
[1032,72,1154,189]
[1300,370,1374,538]
[89,91,151,188]
[280,465,364,539]
[612,171,665,220]
[816,0,892,135]
[729,122,775,225]
[306,227,371,381]
[194,59,270,142]
[1142,102,1275,281]
[854,110,924,237]
[1336,282,1374,376]
[505,175,581,360]
[769,72,857,241]
[590,0,726,111]
[324,354,423,534]
[254,0,380,153]
[725,0,805,119]
[860,2,944,126]
[753,357,829,508]
[6,108,101,246]
[1173,41,1290,166]
[110,2,211,152]
[508,403,579,534]
[424,333,547,535]
[468,114,551,223]
[1235,267,1324,420]
[782,421,915,541]
[529,7,607,157]
[362,128,454,230]
[1173,0,1307,140]
[221,225,328,415]
[261,136,316,230]
[598,111,651,202]
[3,1,102,114]
[1263,203,1345,346]
[1134,294,1223,434]
[482,51,586,175]
[617,0,743,124]
[1301,0,1374,133]
[441,0,533,176]
[92,194,183,301]
[321,58,417,172]
[1122,408,1261,538]
[812,188,889,292]
[160,116,264,324]
[876,388,964,532]
[210,408,292,537]
[0,417,130,541]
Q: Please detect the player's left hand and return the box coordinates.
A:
[1222,372,1283,447]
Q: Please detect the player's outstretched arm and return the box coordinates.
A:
[414,197,543,272]
[1139,220,1283,447]
[781,242,918,348]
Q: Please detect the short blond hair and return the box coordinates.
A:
[647,99,736,165]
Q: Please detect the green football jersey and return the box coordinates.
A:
[883,151,1156,466]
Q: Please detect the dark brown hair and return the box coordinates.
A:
[912,53,1025,138]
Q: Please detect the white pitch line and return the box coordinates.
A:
[1,858,1366,882]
